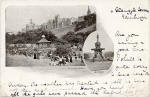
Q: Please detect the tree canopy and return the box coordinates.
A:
[54,44,71,56]
[61,30,95,45]
[6,30,57,44]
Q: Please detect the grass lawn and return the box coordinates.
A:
[6,54,112,76]
[6,54,84,67]
[85,59,113,73]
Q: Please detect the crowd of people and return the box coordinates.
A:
[7,47,84,66]
[49,54,84,66]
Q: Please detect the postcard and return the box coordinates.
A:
[0,0,149,97]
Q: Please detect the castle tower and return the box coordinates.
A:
[87,6,91,15]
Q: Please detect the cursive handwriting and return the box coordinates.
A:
[111,7,149,21]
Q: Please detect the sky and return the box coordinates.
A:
[5,6,95,33]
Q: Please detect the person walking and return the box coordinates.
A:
[81,56,84,63]
[34,53,36,59]
[75,55,77,60]
[59,56,62,66]
[70,56,72,63]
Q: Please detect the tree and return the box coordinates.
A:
[104,51,114,61]
[61,31,76,44]
[6,30,58,44]
[84,53,90,59]
[54,44,71,56]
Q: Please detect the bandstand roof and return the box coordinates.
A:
[37,35,51,43]
[37,38,51,43]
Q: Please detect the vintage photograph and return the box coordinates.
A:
[6,6,96,67]
[1,1,149,97]
[83,31,114,74]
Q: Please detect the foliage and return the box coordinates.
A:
[61,30,95,45]
[61,31,76,44]
[6,30,57,44]
[104,51,114,58]
[84,53,90,59]
[75,13,96,31]
[54,44,71,56]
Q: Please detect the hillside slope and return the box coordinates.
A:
[51,25,75,38]
[76,24,96,34]
[51,24,96,38]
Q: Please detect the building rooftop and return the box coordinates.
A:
[37,35,51,43]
